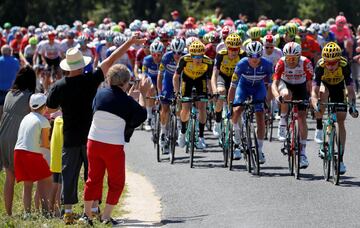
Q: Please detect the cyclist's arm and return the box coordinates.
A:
[100,36,145,76]
[343,62,356,103]
[157,71,163,93]
[311,64,323,108]
[173,57,185,94]
[271,60,284,99]
[211,67,219,94]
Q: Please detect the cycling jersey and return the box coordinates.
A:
[232,57,273,111]
[276,34,301,50]
[96,43,108,63]
[106,46,133,71]
[318,32,336,48]
[273,56,313,85]
[135,48,147,69]
[176,54,213,97]
[262,47,283,69]
[159,51,184,101]
[60,39,78,55]
[216,42,226,53]
[142,55,160,86]
[205,43,217,60]
[301,36,321,61]
[38,40,61,60]
[231,57,273,88]
[330,25,351,43]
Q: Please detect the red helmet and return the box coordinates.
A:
[118,21,126,30]
[103,17,111,24]
[187,17,196,24]
[263,34,276,46]
[335,15,347,26]
[48,31,56,39]
[184,20,194,29]
[223,19,234,27]
[15,32,23,39]
[87,20,95,27]
[20,27,28,35]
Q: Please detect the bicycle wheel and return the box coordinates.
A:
[293,120,300,179]
[264,113,269,140]
[251,126,260,175]
[155,111,161,162]
[206,104,213,131]
[322,127,331,181]
[269,113,274,142]
[229,125,234,170]
[189,118,196,168]
[245,120,252,173]
[332,125,341,185]
[169,114,177,164]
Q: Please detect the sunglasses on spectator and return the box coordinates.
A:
[191,55,203,59]
[228,47,240,52]
[325,60,339,66]
[248,54,262,59]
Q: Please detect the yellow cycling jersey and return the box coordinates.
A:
[176,54,213,80]
[215,49,246,77]
[314,57,352,86]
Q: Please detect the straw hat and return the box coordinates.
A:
[60,47,92,71]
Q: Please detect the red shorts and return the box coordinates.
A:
[14,149,52,182]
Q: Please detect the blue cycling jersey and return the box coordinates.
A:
[231,57,273,88]
[142,55,160,85]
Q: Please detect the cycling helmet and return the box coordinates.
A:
[105,31,115,42]
[248,27,261,40]
[335,15,347,26]
[4,22,11,29]
[197,27,207,38]
[114,35,126,46]
[29,37,38,45]
[271,25,279,35]
[221,26,230,39]
[237,24,248,32]
[189,40,205,55]
[150,41,165,53]
[236,30,246,41]
[158,19,167,27]
[277,25,286,36]
[310,23,320,33]
[225,33,242,48]
[77,35,87,43]
[322,42,342,61]
[245,41,263,56]
[111,25,121,33]
[186,29,198,38]
[184,20,194,29]
[298,26,307,34]
[285,23,298,36]
[260,27,268,37]
[320,23,330,34]
[103,17,111,24]
[170,37,186,52]
[262,34,276,46]
[283,42,302,56]
[186,36,200,47]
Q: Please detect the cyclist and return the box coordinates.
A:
[60,30,78,58]
[298,26,321,65]
[204,31,220,60]
[271,42,313,169]
[211,33,246,143]
[23,36,38,65]
[94,31,115,67]
[142,41,165,131]
[157,37,186,153]
[311,42,358,174]
[229,41,273,163]
[134,33,154,77]
[262,34,283,68]
[77,35,95,73]
[242,27,262,50]
[276,23,301,50]
[39,31,62,82]
[216,26,230,53]
[318,23,336,48]
[173,40,213,149]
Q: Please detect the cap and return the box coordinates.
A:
[29,93,47,110]
[171,10,179,16]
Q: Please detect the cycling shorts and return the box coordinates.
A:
[234,81,266,112]
[278,80,308,111]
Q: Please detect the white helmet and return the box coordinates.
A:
[246,41,263,56]
[283,42,302,56]
[113,35,126,46]
[150,41,164,53]
[170,37,186,53]
[320,23,330,33]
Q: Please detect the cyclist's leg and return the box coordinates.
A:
[195,78,207,139]
[336,111,347,162]
[232,83,246,145]
[180,80,192,134]
[278,81,292,140]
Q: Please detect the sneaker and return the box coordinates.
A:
[314,129,323,144]
[78,214,93,226]
[213,122,221,138]
[144,119,152,131]
[159,133,166,148]
[300,155,309,169]
[196,137,206,149]
[339,162,346,175]
[101,217,124,226]
[92,207,101,221]
[233,148,242,160]
[278,125,287,142]
[318,148,325,159]
[63,212,76,225]
[258,151,266,164]
[177,132,186,148]
[233,128,241,145]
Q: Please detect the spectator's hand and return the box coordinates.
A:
[139,77,151,95]
[129,35,146,46]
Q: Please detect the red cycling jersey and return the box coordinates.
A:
[273,56,313,84]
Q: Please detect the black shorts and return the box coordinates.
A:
[217,74,231,91]
[322,83,347,112]
[181,76,207,98]
[53,172,62,184]
[280,81,308,111]
[45,57,60,69]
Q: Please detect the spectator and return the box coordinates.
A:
[171,10,182,23]
[46,36,145,225]
[80,64,149,225]
[0,66,36,216]
[0,45,20,118]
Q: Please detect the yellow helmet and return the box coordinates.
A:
[322,42,342,61]
[189,40,205,55]
[286,22,298,36]
[225,33,242,48]
[248,27,261,40]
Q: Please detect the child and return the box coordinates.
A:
[14,93,52,216]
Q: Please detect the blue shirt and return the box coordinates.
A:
[231,57,273,87]
[142,55,160,83]
[0,56,20,91]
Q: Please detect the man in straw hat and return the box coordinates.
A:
[46,36,146,225]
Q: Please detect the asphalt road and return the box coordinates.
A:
[125,106,360,228]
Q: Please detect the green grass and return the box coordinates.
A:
[0,170,128,227]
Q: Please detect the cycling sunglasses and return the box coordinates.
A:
[265,46,274,49]
[285,56,299,62]
[248,53,262,59]
[191,55,203,59]
[228,47,240,52]
[173,51,183,55]
[151,53,162,57]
